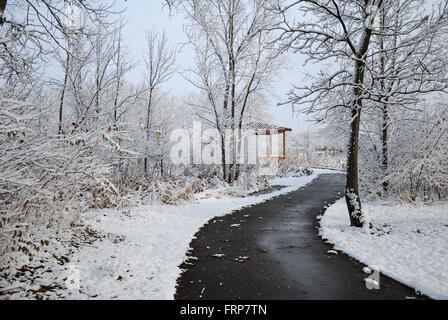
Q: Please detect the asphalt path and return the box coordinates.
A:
[175,174,423,300]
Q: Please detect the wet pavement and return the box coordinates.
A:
[175,174,423,300]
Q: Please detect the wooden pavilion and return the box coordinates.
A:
[243,121,292,161]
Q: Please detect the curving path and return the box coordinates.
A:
[175,174,422,300]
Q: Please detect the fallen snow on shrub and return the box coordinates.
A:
[320,198,448,299]
[1,173,319,299]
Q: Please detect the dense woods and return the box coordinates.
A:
[1,0,447,241]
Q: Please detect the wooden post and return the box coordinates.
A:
[282,131,286,159]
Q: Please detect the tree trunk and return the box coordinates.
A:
[227,0,236,184]
[59,50,70,134]
[344,1,382,226]
[144,89,153,175]
[113,29,122,124]
[220,132,227,181]
[144,157,148,176]
[346,105,363,227]
[379,13,389,194]
[382,104,389,193]
[0,0,7,26]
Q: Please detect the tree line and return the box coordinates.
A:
[1,0,447,235]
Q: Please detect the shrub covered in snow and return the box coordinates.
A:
[359,105,448,202]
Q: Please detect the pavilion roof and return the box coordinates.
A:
[243,121,292,134]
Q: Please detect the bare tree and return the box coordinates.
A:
[368,0,448,194]
[181,0,281,182]
[0,0,124,234]
[142,30,176,175]
[270,0,448,227]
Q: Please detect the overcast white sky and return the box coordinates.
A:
[116,0,318,133]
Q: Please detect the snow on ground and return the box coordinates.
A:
[1,172,320,300]
[320,198,448,299]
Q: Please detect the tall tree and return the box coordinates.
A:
[367,0,448,195]
[142,30,176,175]
[181,0,281,182]
[270,0,448,226]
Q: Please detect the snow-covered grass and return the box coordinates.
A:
[320,198,448,299]
[1,172,320,300]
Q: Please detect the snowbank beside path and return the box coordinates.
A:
[1,172,322,299]
[320,199,448,299]
[68,173,319,299]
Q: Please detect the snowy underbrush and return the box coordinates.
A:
[124,165,309,206]
[360,166,448,203]
[320,198,448,299]
[0,171,318,299]
[0,127,123,257]
[292,151,346,170]
[359,107,448,203]
[276,159,314,178]
[0,218,106,298]
[0,165,309,259]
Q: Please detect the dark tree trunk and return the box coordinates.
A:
[59,50,70,134]
[144,157,148,176]
[220,133,227,181]
[379,15,389,195]
[113,31,121,124]
[344,1,382,226]
[227,0,236,185]
[144,89,153,175]
[346,105,363,227]
[0,0,6,26]
[382,104,389,193]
